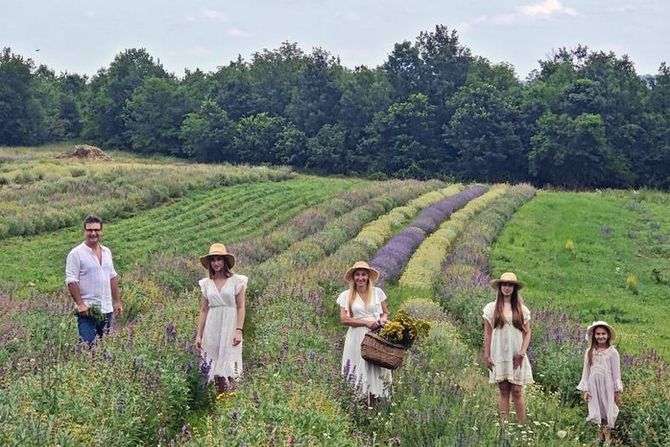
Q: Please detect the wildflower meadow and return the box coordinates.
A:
[1,146,668,446]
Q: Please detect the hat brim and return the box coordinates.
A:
[586,322,616,342]
[199,253,235,270]
[490,279,524,289]
[345,266,379,283]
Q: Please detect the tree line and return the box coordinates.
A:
[1,25,669,189]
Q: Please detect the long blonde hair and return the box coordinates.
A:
[347,271,374,316]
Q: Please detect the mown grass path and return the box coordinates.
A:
[492,190,670,358]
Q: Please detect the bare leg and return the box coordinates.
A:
[602,425,611,444]
[226,377,237,392]
[215,376,230,394]
[498,381,511,420]
[510,384,527,422]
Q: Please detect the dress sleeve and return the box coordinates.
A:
[198,278,209,299]
[336,291,348,308]
[610,348,623,392]
[376,287,388,303]
[522,304,531,323]
[235,274,249,295]
[482,302,495,325]
[576,349,590,391]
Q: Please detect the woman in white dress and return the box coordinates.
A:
[337,261,392,404]
[482,272,533,422]
[195,243,248,393]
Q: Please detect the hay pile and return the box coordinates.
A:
[57,145,112,161]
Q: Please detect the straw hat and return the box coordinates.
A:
[344,261,379,282]
[585,321,616,342]
[490,272,525,289]
[199,243,236,269]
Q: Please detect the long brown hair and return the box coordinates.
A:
[347,269,373,316]
[493,286,527,332]
[587,325,612,367]
[208,256,233,279]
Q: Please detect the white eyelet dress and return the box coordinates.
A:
[337,287,392,399]
[482,301,534,385]
[199,274,248,382]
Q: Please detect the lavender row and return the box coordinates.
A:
[229,181,402,266]
[371,184,487,285]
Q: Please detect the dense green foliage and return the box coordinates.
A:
[2,26,670,188]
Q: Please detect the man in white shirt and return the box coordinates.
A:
[65,215,123,342]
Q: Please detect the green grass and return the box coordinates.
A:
[492,190,670,358]
[0,143,294,239]
[0,176,359,296]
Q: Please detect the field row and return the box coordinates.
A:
[0,177,358,296]
[0,143,294,239]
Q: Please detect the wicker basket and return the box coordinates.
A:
[360,332,407,370]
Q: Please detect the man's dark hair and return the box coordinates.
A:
[83,214,103,229]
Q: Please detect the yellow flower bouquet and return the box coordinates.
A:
[361,310,430,369]
[379,310,430,348]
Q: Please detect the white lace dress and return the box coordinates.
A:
[337,287,392,398]
[482,301,534,385]
[577,346,623,427]
[199,274,248,381]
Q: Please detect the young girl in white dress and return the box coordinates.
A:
[337,261,392,404]
[195,243,248,393]
[577,321,623,445]
[482,272,533,422]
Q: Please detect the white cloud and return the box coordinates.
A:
[201,8,228,22]
[520,0,577,18]
[457,0,578,32]
[227,28,253,38]
[336,10,361,22]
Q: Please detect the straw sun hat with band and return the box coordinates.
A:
[585,321,616,342]
[199,243,236,269]
[344,261,379,283]
[490,272,525,290]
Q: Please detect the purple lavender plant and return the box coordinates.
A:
[371,185,487,284]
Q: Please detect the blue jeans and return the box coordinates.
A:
[78,312,113,343]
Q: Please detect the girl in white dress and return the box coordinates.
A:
[483,272,533,422]
[577,321,623,445]
[337,261,392,404]
[195,243,248,393]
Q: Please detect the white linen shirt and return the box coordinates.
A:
[65,242,117,313]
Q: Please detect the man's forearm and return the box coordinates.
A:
[67,282,84,305]
[111,277,120,304]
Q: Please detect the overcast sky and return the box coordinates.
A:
[2,0,668,79]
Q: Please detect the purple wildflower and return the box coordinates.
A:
[165,322,177,342]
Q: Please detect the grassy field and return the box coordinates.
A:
[491,190,670,358]
[0,176,361,296]
[1,146,669,446]
[0,142,293,239]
